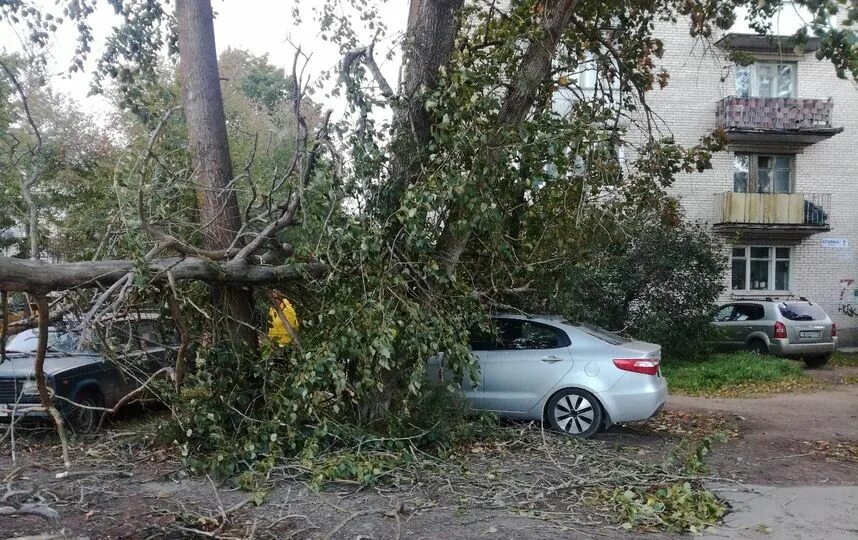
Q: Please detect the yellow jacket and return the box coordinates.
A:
[268,299,299,345]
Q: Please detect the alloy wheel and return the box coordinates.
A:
[553,394,595,434]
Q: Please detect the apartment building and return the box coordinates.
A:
[649,8,858,344]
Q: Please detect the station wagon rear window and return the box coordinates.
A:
[778,303,827,322]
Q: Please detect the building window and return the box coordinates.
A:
[552,51,621,118]
[733,153,794,194]
[735,62,796,98]
[731,246,791,291]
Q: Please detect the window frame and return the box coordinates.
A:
[730,246,792,293]
[733,152,795,194]
[735,61,798,98]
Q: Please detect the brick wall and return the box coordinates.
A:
[648,18,858,345]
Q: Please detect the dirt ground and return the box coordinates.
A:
[670,369,858,486]
[1,366,857,540]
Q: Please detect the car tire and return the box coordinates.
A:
[804,354,831,369]
[69,388,104,434]
[747,339,768,355]
[545,388,603,438]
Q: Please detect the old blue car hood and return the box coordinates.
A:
[0,353,102,378]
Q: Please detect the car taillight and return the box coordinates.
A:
[832,323,837,337]
[774,321,787,339]
[613,358,660,376]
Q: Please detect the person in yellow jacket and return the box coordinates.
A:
[268,291,299,346]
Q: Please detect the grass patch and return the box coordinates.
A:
[831,350,858,367]
[662,352,818,397]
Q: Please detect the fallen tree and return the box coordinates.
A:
[0,0,856,473]
[0,256,327,293]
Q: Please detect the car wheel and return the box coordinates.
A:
[69,388,104,434]
[747,339,768,355]
[804,354,830,369]
[545,388,603,438]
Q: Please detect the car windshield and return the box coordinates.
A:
[576,324,631,345]
[778,302,828,322]
[6,328,83,353]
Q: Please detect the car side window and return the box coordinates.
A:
[733,304,765,321]
[495,319,570,350]
[469,326,499,351]
[714,305,735,322]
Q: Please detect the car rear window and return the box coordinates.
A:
[576,324,631,345]
[778,302,827,322]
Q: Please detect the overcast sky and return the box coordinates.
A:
[0,0,410,121]
[0,0,829,122]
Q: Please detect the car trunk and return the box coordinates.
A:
[787,323,833,344]
[616,341,662,359]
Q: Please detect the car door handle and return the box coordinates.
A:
[540,355,565,363]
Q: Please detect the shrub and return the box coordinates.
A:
[549,221,725,358]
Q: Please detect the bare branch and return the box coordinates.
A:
[234,110,333,262]
[33,294,71,468]
[341,44,396,99]
[166,275,190,386]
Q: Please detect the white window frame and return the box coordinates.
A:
[731,246,792,292]
[735,61,798,98]
[552,51,622,118]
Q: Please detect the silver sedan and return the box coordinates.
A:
[427,314,667,437]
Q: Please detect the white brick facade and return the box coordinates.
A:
[648,17,858,344]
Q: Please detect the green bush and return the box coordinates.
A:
[547,221,725,358]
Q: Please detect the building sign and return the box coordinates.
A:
[822,239,848,248]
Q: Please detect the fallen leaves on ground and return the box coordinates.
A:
[624,410,740,440]
[803,440,858,462]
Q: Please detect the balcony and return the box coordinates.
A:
[713,192,831,239]
[716,96,843,145]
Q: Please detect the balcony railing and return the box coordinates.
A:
[715,97,842,144]
[714,192,831,228]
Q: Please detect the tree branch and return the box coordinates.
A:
[341,44,395,99]
[0,58,43,150]
[497,0,580,125]
[0,256,328,293]
[33,294,71,468]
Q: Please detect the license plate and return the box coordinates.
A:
[800,330,821,339]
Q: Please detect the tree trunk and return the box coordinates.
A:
[378,0,464,217]
[175,0,257,348]
[436,0,580,269]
